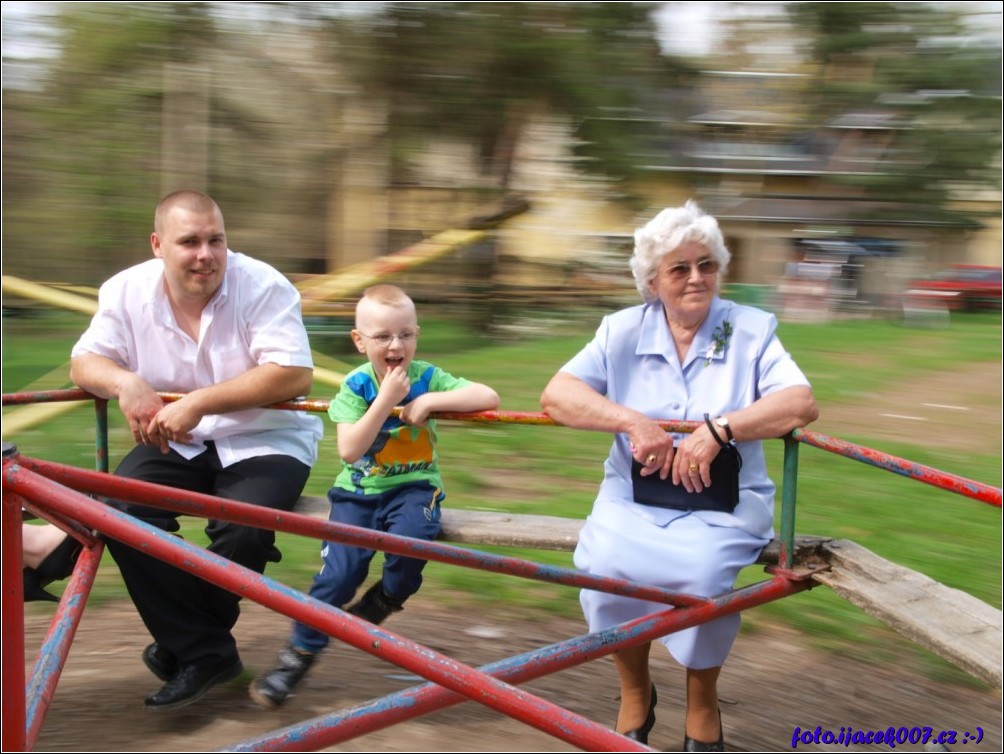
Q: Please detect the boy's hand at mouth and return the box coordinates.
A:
[378,365,412,408]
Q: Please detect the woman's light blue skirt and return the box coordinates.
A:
[574,498,769,669]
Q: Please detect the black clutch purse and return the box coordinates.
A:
[630,415,742,513]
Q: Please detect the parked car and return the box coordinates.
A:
[903,264,1002,312]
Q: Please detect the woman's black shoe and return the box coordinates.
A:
[622,684,658,745]
[683,708,724,752]
[23,534,83,602]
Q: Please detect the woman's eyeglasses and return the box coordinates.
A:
[357,331,418,346]
[663,258,720,280]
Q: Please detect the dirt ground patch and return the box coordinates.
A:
[22,361,1003,752]
[24,600,1003,752]
[813,360,1002,456]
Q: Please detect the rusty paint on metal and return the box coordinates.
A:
[794,429,1001,507]
[17,454,710,610]
[3,388,701,434]
[229,575,810,752]
[4,461,647,752]
[2,482,27,753]
[1,388,92,406]
[25,544,102,750]
[3,388,999,752]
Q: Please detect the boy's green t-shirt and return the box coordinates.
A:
[328,359,472,495]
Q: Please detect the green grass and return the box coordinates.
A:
[5,306,1001,679]
[777,312,1002,407]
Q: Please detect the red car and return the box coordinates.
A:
[904,264,1002,312]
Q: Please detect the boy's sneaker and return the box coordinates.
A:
[249,644,317,709]
[346,580,404,625]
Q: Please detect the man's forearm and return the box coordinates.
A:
[69,353,135,400]
[181,363,314,417]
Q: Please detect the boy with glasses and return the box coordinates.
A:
[250,284,499,709]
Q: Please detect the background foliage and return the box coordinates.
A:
[3,2,1000,284]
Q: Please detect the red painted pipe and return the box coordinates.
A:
[2,482,27,753]
[795,429,1001,507]
[4,460,647,752]
[10,389,996,506]
[16,455,711,610]
[230,575,811,752]
[25,543,103,751]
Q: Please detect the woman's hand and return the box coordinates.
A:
[673,385,819,493]
[671,423,722,492]
[628,418,676,479]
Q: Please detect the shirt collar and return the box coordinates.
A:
[636,297,730,363]
[636,301,673,356]
[213,251,232,306]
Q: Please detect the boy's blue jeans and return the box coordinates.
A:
[291,482,443,653]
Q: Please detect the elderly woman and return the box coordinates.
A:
[541,201,817,751]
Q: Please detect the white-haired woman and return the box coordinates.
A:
[541,201,818,751]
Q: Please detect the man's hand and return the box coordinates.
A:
[145,397,201,453]
[116,373,167,447]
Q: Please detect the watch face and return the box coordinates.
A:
[715,416,728,427]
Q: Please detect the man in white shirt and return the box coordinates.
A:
[70,190,323,710]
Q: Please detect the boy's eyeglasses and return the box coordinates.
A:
[358,331,418,346]
[664,258,720,280]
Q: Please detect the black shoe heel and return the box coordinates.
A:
[683,707,724,752]
[622,684,658,745]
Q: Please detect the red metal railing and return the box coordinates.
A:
[792,428,1002,507]
[3,388,1000,752]
[4,444,812,752]
[5,453,655,751]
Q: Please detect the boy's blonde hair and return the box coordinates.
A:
[359,284,412,308]
[355,285,416,326]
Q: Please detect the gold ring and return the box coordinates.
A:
[645,454,657,465]
[689,464,699,474]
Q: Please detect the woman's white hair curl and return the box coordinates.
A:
[630,200,731,302]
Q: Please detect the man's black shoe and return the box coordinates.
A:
[142,643,178,682]
[144,656,243,711]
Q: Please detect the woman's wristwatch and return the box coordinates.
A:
[705,413,734,446]
[713,414,734,443]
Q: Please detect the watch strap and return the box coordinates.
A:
[704,413,729,449]
[716,414,734,443]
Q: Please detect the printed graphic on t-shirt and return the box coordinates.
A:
[363,424,435,478]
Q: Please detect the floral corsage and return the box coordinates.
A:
[704,319,733,366]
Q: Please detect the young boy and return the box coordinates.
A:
[250,284,500,709]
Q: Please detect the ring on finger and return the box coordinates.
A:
[645,453,658,465]
[688,463,699,474]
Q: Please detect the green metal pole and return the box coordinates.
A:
[94,399,109,473]
[779,433,800,570]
